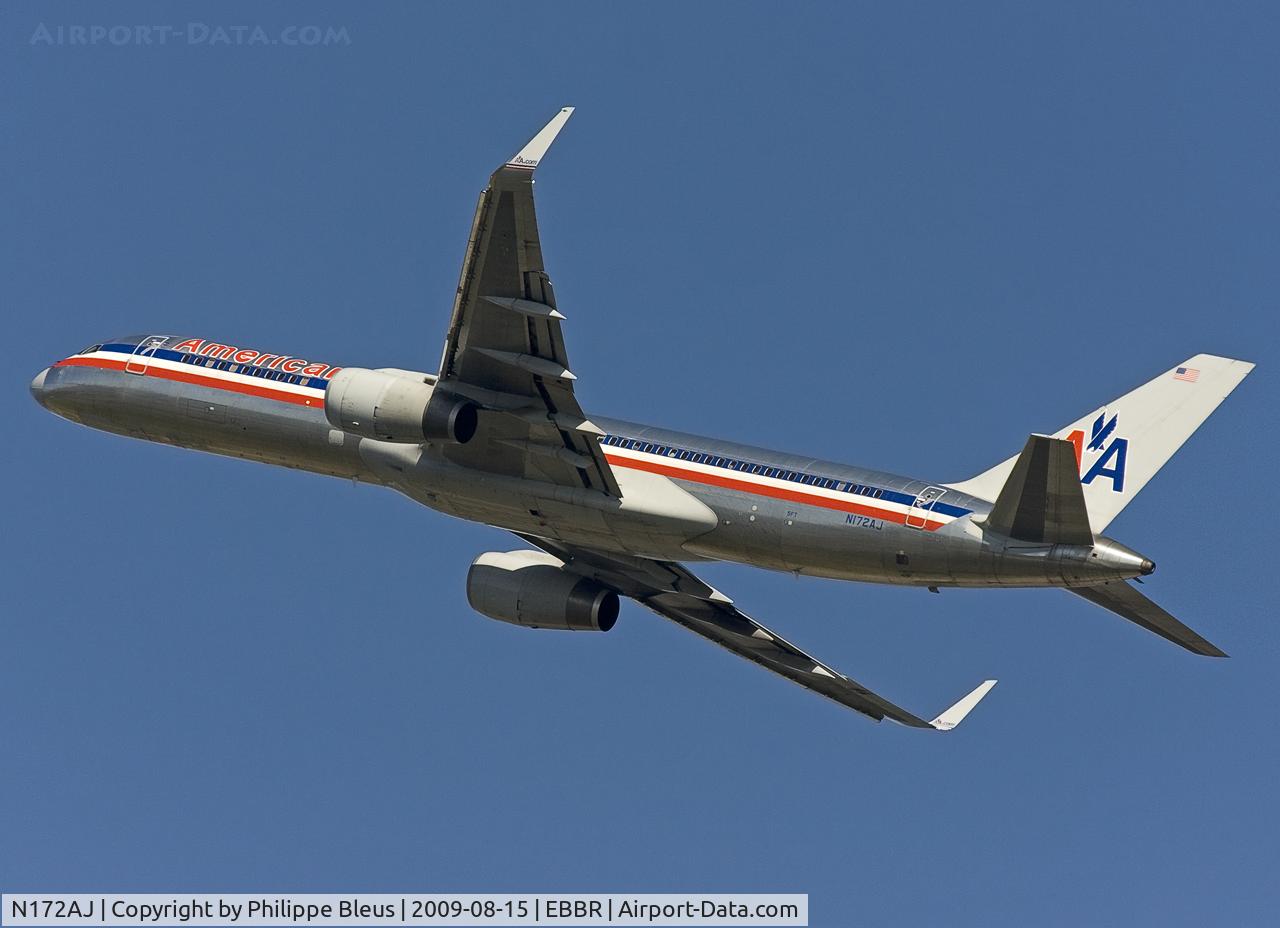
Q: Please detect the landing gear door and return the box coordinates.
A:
[905,485,947,530]
[125,335,169,375]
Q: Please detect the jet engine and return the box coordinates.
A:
[467,550,620,632]
[324,368,478,444]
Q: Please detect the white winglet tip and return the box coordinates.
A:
[929,680,997,731]
[506,107,575,170]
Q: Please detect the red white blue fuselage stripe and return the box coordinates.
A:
[58,342,969,531]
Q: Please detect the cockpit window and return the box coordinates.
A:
[77,344,102,355]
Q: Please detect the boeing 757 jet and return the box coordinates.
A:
[31,108,1254,728]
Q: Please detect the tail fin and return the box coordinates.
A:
[948,354,1254,531]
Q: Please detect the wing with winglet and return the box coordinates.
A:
[434,108,621,498]
[516,534,997,729]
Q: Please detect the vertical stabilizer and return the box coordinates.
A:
[948,355,1254,531]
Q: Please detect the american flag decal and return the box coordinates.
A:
[1174,366,1200,382]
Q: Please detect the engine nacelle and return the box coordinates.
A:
[324,367,478,444]
[467,550,620,632]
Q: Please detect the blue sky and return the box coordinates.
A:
[3,2,1277,924]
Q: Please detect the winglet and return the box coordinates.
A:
[929,680,998,731]
[506,107,575,171]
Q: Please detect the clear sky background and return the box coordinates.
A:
[3,2,1277,924]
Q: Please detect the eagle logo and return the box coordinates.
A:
[1068,411,1129,493]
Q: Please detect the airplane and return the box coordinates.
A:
[30,107,1255,730]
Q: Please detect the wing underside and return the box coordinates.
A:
[435,108,620,497]
[517,534,996,729]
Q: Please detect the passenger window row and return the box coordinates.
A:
[179,353,313,387]
[600,434,885,499]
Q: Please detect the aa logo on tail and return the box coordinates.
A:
[1067,412,1128,492]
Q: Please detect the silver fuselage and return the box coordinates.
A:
[31,336,1152,588]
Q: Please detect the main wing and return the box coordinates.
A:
[517,534,996,729]
[434,108,620,497]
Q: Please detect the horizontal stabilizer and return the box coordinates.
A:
[984,435,1093,545]
[1070,581,1227,657]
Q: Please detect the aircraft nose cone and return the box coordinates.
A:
[30,367,49,408]
[1140,558,1156,575]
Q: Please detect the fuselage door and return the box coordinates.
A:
[905,485,947,530]
[125,335,169,375]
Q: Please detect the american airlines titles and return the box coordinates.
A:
[171,338,342,380]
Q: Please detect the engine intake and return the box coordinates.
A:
[324,368,477,444]
[467,550,620,632]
